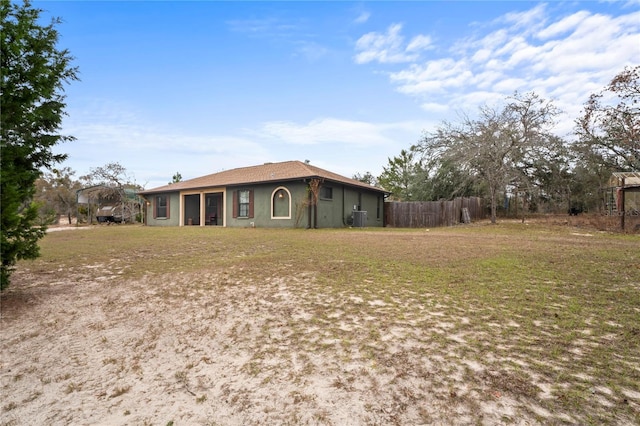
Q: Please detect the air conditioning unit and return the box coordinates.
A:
[353,211,367,228]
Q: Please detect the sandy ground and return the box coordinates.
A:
[0,257,526,425]
[0,272,530,426]
[2,222,637,425]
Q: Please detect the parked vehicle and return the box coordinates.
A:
[96,205,130,223]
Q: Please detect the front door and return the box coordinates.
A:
[184,194,200,225]
[205,193,222,225]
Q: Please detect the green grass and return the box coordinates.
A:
[6,222,640,424]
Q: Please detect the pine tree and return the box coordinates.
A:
[1,0,78,289]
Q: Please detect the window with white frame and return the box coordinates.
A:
[238,190,250,218]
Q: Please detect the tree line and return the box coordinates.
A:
[356,66,639,224]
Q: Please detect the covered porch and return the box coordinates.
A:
[181,189,225,226]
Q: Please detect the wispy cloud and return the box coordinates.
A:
[354,11,370,24]
[227,14,332,62]
[354,23,433,64]
[257,117,421,147]
[248,117,428,178]
[226,17,301,39]
[61,101,424,187]
[358,5,640,135]
[60,101,271,187]
[294,41,330,62]
[406,35,433,52]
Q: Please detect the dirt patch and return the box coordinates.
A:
[0,272,528,425]
[1,225,639,425]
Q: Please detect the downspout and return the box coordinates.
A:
[342,184,347,226]
[314,195,318,229]
[307,187,312,229]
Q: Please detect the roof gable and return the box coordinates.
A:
[139,161,387,195]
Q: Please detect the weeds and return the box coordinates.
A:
[109,385,131,398]
[4,223,639,425]
[64,382,81,394]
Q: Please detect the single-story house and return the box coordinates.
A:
[138,160,389,228]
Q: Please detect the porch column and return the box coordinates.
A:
[179,192,184,227]
[200,192,206,227]
[221,191,226,227]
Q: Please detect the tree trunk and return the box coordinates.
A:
[490,186,497,224]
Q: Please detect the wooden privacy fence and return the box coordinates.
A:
[384,197,485,228]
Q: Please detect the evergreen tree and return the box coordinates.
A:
[1,0,78,289]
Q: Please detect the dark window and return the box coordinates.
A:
[239,190,250,217]
[320,186,333,200]
[155,195,169,218]
[233,190,254,218]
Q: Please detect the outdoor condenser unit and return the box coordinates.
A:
[353,211,367,228]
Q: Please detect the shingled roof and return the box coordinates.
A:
[139,160,387,195]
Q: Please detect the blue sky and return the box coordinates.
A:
[36,1,640,189]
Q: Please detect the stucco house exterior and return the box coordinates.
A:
[138,161,388,228]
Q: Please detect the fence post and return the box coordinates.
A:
[621,177,625,231]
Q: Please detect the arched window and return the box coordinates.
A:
[271,186,291,219]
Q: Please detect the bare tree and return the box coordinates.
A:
[34,167,81,224]
[418,92,561,223]
[575,65,640,171]
[82,162,143,223]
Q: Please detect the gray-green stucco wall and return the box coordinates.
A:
[225,182,383,228]
[225,182,309,228]
[316,184,383,228]
[145,192,180,226]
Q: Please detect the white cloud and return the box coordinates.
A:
[471,48,492,63]
[295,41,329,62]
[246,117,427,180]
[499,3,547,33]
[390,59,473,95]
[60,96,426,188]
[536,11,591,39]
[354,23,410,64]
[420,102,450,113]
[406,35,434,52]
[226,17,300,37]
[360,5,640,134]
[354,23,432,64]
[258,117,419,147]
[59,102,273,188]
[354,11,370,24]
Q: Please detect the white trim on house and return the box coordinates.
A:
[270,186,292,220]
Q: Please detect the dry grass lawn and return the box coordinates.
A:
[1,219,639,425]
